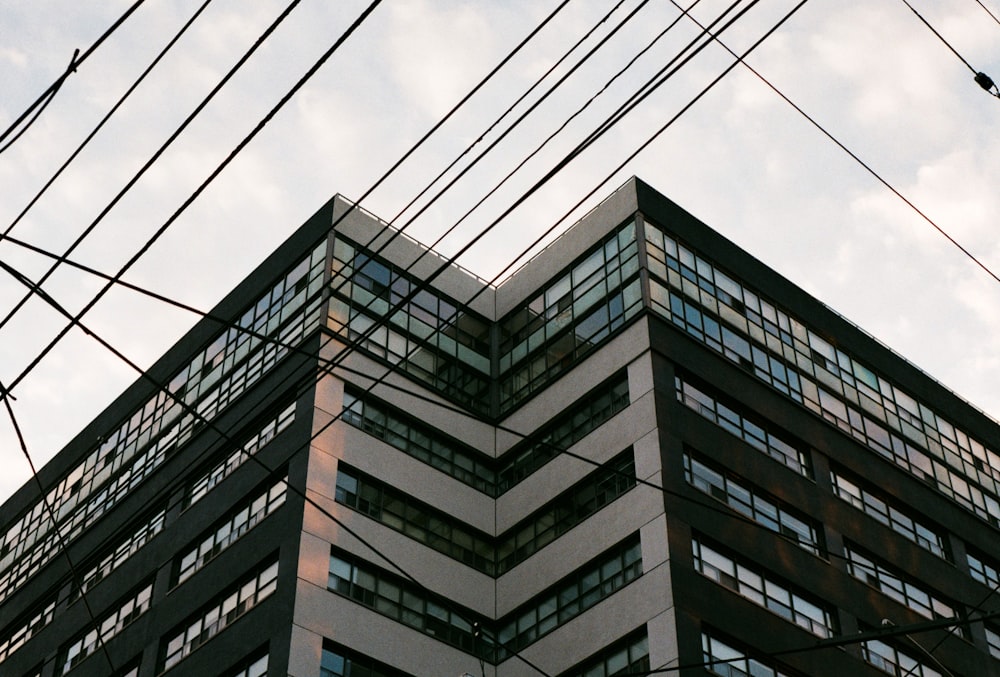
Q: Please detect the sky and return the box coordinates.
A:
[0,0,998,505]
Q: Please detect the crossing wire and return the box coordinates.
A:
[0,376,119,674]
[0,1,784,671]
[899,0,999,97]
[15,1,944,672]
[0,0,147,152]
[0,0,307,343]
[1,0,217,241]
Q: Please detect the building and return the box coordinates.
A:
[1,177,999,677]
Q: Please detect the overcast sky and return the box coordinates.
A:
[1,0,998,504]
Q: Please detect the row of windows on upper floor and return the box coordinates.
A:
[341,370,629,497]
[0,405,295,672]
[702,628,951,677]
[321,629,648,677]
[645,218,1000,531]
[327,534,642,663]
[334,449,636,576]
[679,369,1000,592]
[698,547,971,677]
[687,448,978,634]
[328,235,493,415]
[686,450,995,658]
[0,240,323,602]
[326,221,644,418]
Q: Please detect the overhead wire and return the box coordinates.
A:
[1,0,383,397]
[0,49,79,155]
[0,0,307,345]
[0,0,146,152]
[668,0,1000,291]
[1,0,217,241]
[0,0,776,670]
[899,0,999,97]
[0,378,118,674]
[974,0,1000,26]
[7,2,952,672]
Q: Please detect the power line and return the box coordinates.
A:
[0,384,118,675]
[1,0,217,240]
[0,0,306,342]
[2,0,383,396]
[0,0,146,152]
[899,0,999,97]
[0,49,78,155]
[670,0,1000,289]
[631,608,1000,675]
[974,0,1000,26]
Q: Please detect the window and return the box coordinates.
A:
[176,477,286,585]
[321,641,413,677]
[226,651,268,677]
[185,403,295,507]
[162,558,278,671]
[328,535,641,663]
[497,371,630,493]
[0,595,56,665]
[685,453,822,554]
[494,536,642,660]
[556,628,648,677]
[862,638,943,677]
[693,538,836,638]
[702,631,797,677]
[335,450,636,577]
[845,545,959,628]
[831,469,948,559]
[61,582,152,674]
[342,389,494,494]
[676,375,809,476]
[73,508,165,600]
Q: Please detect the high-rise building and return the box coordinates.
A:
[2,177,999,677]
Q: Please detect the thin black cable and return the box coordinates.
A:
[974,0,1000,26]
[301,0,759,448]
[626,609,1000,675]
[389,0,631,228]
[899,0,999,97]
[0,384,118,675]
[354,0,704,282]
[0,0,305,341]
[4,3,809,672]
[0,260,555,677]
[372,0,655,244]
[670,0,1000,291]
[0,49,78,155]
[1,0,216,239]
[2,0,382,396]
[2,0,575,409]
[0,0,146,150]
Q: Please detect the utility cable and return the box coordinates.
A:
[899,0,999,97]
[0,0,146,151]
[3,2,812,672]
[0,383,118,674]
[670,0,1000,294]
[974,0,1000,26]
[0,0,305,341]
[1,0,216,240]
[353,0,709,287]
[389,0,632,228]
[2,0,382,397]
[0,49,79,155]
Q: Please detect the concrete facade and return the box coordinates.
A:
[2,178,999,676]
